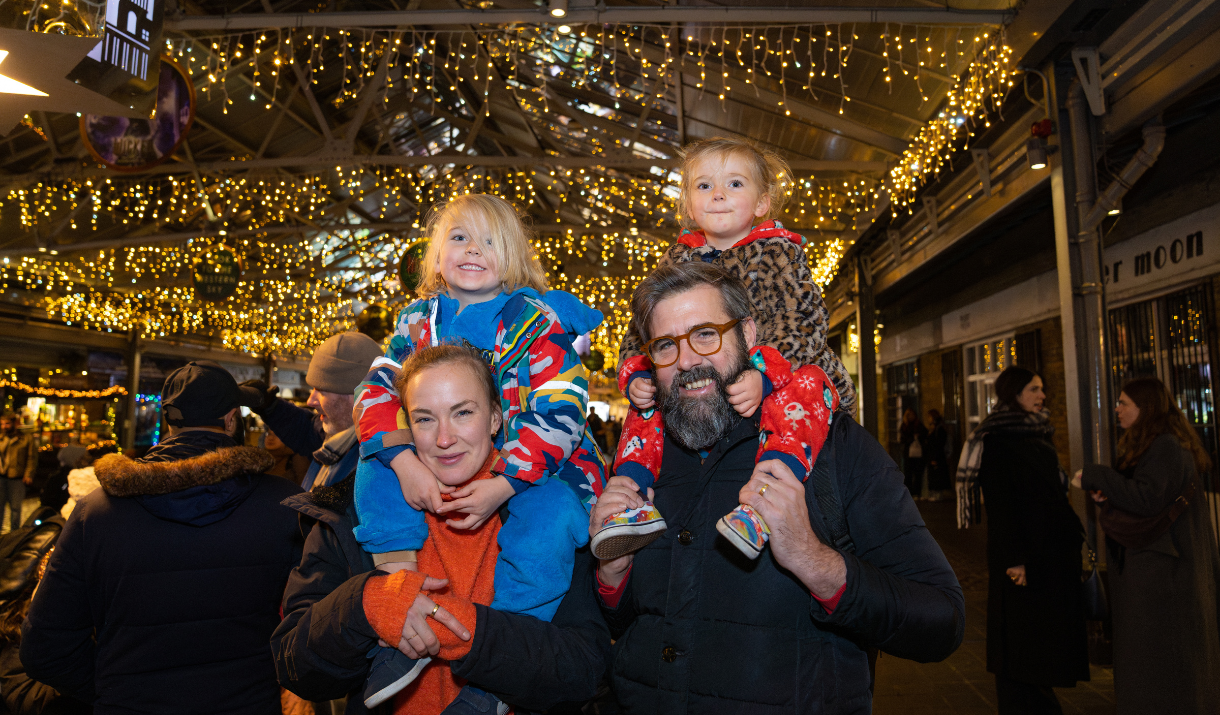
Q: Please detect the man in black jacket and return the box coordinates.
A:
[272,469,612,714]
[20,361,304,715]
[594,262,964,714]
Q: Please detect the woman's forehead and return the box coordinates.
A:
[408,362,490,404]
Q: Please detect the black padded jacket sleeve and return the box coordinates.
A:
[261,397,326,458]
[18,509,95,704]
[452,548,611,713]
[807,419,965,663]
[271,520,381,702]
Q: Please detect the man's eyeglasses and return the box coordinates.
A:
[642,319,742,368]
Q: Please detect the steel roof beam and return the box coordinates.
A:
[166,7,1011,32]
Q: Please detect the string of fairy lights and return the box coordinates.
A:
[0,18,1015,363]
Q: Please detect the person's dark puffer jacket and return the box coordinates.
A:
[20,431,303,715]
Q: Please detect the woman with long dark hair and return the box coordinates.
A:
[957,366,1088,713]
[1076,377,1220,713]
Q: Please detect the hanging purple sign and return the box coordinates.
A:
[79,55,193,172]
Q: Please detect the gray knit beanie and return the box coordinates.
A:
[306,332,384,394]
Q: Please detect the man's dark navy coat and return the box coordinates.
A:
[602,414,965,714]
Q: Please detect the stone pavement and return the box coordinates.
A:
[873,500,1116,715]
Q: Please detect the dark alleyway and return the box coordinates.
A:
[873,501,1116,715]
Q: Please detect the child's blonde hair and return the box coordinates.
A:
[677,136,792,228]
[415,193,549,299]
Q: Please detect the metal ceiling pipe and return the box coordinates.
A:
[1066,78,1165,469]
[1066,78,1111,470]
[1083,120,1165,232]
[164,6,1011,32]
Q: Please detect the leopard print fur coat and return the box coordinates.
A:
[619,220,858,416]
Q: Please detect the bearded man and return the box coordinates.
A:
[592,262,964,714]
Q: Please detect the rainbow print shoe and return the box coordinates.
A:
[717,504,770,560]
[591,502,667,561]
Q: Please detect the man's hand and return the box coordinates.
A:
[21,476,31,487]
[628,377,657,411]
[237,380,277,413]
[436,475,516,530]
[1006,565,1027,587]
[391,449,453,514]
[727,369,764,418]
[740,460,846,600]
[385,576,471,659]
[590,475,653,587]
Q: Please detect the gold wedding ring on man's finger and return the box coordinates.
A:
[758,484,768,498]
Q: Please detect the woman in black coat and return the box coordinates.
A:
[1077,377,1220,714]
[963,367,1089,714]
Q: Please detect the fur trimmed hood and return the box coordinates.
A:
[96,447,274,497]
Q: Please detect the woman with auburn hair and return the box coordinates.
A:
[1075,377,1220,714]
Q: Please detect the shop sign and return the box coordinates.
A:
[192,246,241,301]
[1105,201,1220,299]
[79,56,194,172]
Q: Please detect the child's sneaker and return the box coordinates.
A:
[364,647,430,708]
[717,504,770,560]
[441,685,510,714]
[590,502,667,561]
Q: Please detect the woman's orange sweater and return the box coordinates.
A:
[362,454,501,715]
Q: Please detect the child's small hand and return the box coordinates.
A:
[390,449,453,514]
[727,369,764,417]
[628,377,657,410]
[437,475,517,530]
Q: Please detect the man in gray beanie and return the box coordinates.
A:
[240,332,383,490]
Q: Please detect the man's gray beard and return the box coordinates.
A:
[656,347,750,451]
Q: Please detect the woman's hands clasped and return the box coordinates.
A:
[381,576,472,659]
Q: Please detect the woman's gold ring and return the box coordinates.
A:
[430,604,441,617]
[758,484,768,497]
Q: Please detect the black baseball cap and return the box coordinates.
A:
[161,361,241,427]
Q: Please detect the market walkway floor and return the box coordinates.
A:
[873,500,1116,715]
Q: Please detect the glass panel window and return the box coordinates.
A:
[963,333,1015,432]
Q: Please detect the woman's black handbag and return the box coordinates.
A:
[1081,546,1108,621]
[1081,545,1112,665]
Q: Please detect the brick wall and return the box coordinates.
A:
[1013,316,1072,469]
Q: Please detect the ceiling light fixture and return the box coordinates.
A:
[548,0,567,18]
[558,24,572,34]
[1026,138,1047,170]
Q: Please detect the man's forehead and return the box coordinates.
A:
[651,284,736,334]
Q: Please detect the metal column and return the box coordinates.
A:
[856,254,878,438]
[121,331,141,452]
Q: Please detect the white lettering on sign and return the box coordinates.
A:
[1104,201,1220,302]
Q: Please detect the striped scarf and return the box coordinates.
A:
[955,405,1055,528]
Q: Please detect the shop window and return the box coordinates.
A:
[963,334,1015,432]
[1110,282,1218,470]
[885,361,919,461]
